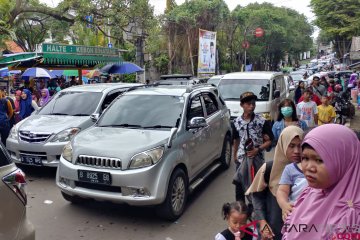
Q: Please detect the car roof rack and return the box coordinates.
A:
[185,83,217,93]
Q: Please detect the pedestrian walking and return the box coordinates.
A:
[19,89,39,120]
[39,88,51,107]
[272,99,307,143]
[232,92,273,204]
[245,126,304,240]
[317,96,336,125]
[0,91,14,146]
[296,89,318,127]
[297,88,321,105]
[215,201,254,240]
[14,90,21,123]
[282,124,360,240]
[294,81,305,104]
[311,76,327,98]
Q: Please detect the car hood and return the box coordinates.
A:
[18,115,89,134]
[72,127,170,162]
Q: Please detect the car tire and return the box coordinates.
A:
[220,135,232,170]
[61,191,83,204]
[156,168,188,221]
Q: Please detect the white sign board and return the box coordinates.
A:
[198,29,217,75]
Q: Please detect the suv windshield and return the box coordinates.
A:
[98,95,184,129]
[218,79,270,101]
[39,91,102,116]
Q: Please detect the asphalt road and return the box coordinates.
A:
[23,151,274,240]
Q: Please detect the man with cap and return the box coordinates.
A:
[311,75,327,98]
[232,92,273,203]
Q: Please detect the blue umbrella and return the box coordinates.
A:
[22,67,51,78]
[101,62,144,74]
[0,68,9,77]
[49,70,64,78]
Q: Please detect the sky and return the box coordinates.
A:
[41,0,317,36]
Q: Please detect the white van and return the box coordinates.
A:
[218,72,287,121]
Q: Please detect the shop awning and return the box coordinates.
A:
[0,43,123,69]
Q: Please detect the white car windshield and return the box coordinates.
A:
[98,95,184,129]
[218,79,270,101]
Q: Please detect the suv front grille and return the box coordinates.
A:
[76,155,122,169]
[19,131,51,143]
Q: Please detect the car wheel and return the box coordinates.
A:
[61,191,83,204]
[220,135,232,170]
[156,168,188,221]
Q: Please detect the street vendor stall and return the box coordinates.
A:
[0,43,123,85]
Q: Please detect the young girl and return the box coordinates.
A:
[215,201,253,240]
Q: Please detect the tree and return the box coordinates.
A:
[310,0,360,59]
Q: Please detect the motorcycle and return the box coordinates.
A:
[333,91,355,125]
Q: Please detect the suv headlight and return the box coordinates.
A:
[8,126,18,139]
[62,142,73,162]
[129,146,164,169]
[261,112,271,121]
[51,128,80,143]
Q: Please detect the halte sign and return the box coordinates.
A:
[42,43,119,56]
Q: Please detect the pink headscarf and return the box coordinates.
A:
[282,124,360,240]
[14,90,22,112]
[39,88,50,107]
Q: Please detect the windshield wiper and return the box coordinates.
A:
[72,113,89,116]
[143,125,173,129]
[100,124,143,128]
[51,113,69,116]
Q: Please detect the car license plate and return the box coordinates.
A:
[78,170,111,185]
[20,155,43,166]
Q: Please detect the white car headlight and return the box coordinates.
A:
[51,128,80,143]
[62,142,73,162]
[129,146,164,169]
[8,126,18,139]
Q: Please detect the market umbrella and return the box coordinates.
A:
[101,62,144,74]
[0,67,9,77]
[22,67,51,78]
[86,69,101,78]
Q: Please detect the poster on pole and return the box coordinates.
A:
[197,29,217,77]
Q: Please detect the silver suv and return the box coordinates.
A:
[7,83,141,167]
[56,84,232,220]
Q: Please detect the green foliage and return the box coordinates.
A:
[153,53,169,74]
[310,0,360,57]
[121,73,136,83]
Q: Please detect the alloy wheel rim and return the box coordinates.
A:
[171,177,185,213]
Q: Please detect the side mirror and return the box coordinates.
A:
[90,113,99,122]
[273,90,280,99]
[289,85,295,91]
[167,127,178,148]
[188,117,208,129]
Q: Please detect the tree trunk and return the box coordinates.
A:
[186,29,195,76]
[167,26,173,74]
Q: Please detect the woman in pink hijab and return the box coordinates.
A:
[282,124,360,240]
[14,90,22,123]
[39,88,50,107]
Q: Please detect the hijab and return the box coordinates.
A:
[282,124,360,240]
[39,88,50,107]
[245,126,304,196]
[14,90,21,112]
[19,89,34,119]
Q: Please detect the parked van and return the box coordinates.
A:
[218,72,287,121]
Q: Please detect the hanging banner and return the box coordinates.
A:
[197,29,217,77]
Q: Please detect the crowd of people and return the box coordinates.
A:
[216,83,359,239]
[0,75,85,146]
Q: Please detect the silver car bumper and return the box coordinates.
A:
[6,137,66,167]
[56,156,168,206]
